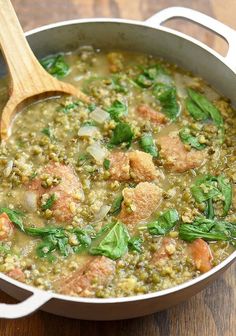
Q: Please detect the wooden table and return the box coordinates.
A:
[1,1,236,335]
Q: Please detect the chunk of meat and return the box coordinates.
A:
[119,182,162,228]
[129,150,157,182]
[28,163,84,222]
[57,256,115,297]
[7,268,25,282]
[109,150,158,182]
[189,238,213,273]
[159,134,206,172]
[152,237,177,263]
[137,104,167,124]
[108,152,130,181]
[0,213,14,241]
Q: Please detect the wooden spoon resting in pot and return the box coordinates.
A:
[0,0,89,140]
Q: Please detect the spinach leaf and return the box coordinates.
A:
[153,83,180,120]
[109,195,123,215]
[135,64,169,88]
[103,158,110,170]
[26,226,92,259]
[185,97,208,121]
[111,76,128,93]
[106,100,128,121]
[187,89,224,129]
[217,175,232,215]
[89,222,130,260]
[179,128,206,150]
[110,122,134,146]
[179,217,236,243]
[191,175,232,217]
[41,194,56,211]
[191,175,221,203]
[0,208,25,232]
[41,127,54,139]
[61,102,80,114]
[139,134,158,157]
[40,54,69,78]
[148,209,179,235]
[128,236,143,253]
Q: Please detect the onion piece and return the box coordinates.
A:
[78,125,98,137]
[174,73,188,98]
[86,142,107,163]
[156,74,173,85]
[3,160,13,177]
[23,191,38,212]
[90,107,110,124]
[94,205,111,222]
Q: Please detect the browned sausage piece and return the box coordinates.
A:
[119,182,162,229]
[129,150,157,182]
[57,256,115,297]
[151,237,177,264]
[7,268,25,282]
[28,162,84,222]
[108,151,130,181]
[137,104,167,124]
[189,238,213,273]
[0,213,14,241]
[109,150,158,183]
[158,134,206,173]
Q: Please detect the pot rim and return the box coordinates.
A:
[1,15,235,306]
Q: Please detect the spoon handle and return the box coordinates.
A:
[0,0,45,96]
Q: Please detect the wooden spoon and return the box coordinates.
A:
[0,0,89,140]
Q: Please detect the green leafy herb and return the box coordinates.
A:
[135,64,169,88]
[88,103,96,112]
[128,236,143,253]
[191,175,232,217]
[0,244,11,255]
[111,76,128,93]
[110,122,134,147]
[0,208,25,232]
[109,195,123,215]
[103,158,111,170]
[185,97,208,121]
[61,102,79,114]
[41,127,54,139]
[148,209,179,235]
[40,54,69,78]
[106,100,128,121]
[26,226,92,259]
[217,175,232,215]
[139,134,158,157]
[153,83,180,120]
[179,128,206,150]
[89,221,130,260]
[187,89,224,130]
[179,217,236,243]
[41,194,56,211]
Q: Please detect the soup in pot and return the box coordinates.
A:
[0,47,235,298]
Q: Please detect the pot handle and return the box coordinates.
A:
[0,290,51,319]
[145,7,236,70]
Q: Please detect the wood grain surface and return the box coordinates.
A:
[1,1,236,335]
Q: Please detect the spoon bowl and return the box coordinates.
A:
[0,0,89,140]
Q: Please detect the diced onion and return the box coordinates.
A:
[94,205,111,222]
[86,142,107,163]
[174,73,188,98]
[3,160,13,177]
[156,74,173,85]
[78,126,98,137]
[90,107,110,124]
[23,191,38,212]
